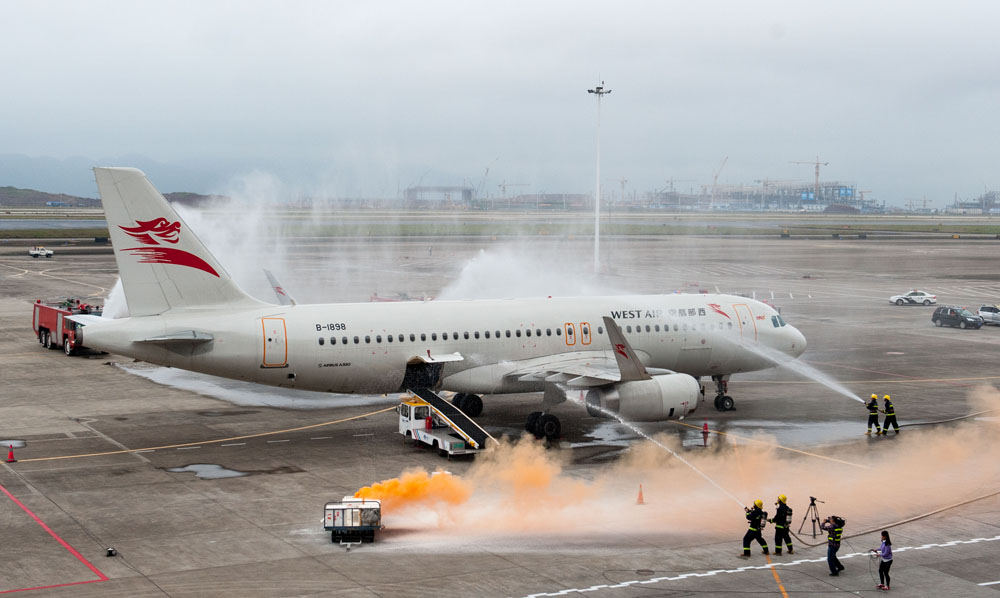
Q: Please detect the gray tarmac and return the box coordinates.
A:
[1,230,999,597]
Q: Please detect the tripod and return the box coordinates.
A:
[798,496,824,537]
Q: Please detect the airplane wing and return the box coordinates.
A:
[263,269,296,306]
[503,350,673,388]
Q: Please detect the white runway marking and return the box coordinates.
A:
[221,442,246,447]
[266,439,290,443]
[177,446,201,450]
[518,535,1000,598]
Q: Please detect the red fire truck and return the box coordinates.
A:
[32,299,103,356]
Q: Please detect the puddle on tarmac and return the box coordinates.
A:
[704,419,863,448]
[567,420,641,448]
[166,464,249,479]
[0,440,26,449]
[164,463,305,479]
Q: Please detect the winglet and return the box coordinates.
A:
[263,269,296,306]
[602,316,652,382]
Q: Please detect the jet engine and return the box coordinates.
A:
[585,373,700,422]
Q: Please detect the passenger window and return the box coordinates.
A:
[421,333,427,341]
[409,333,416,342]
[398,334,404,342]
[727,322,733,329]
[376,335,382,343]
[442,332,448,340]
[645,325,651,332]
[474,331,480,339]
[682,323,688,331]
[516,329,522,337]
[354,336,360,344]
[655,325,660,332]
[485,330,491,339]
[626,325,633,333]
[431,333,437,341]
[453,331,458,339]
[495,330,501,338]
[365,336,371,343]
[556,328,562,336]
[318,337,325,346]
[331,337,337,345]
[674,324,679,331]
[536,328,541,336]
[506,330,512,338]
[343,336,348,345]
[546,328,552,336]
[598,326,603,334]
[526,329,531,337]
[464,331,470,339]
[387,335,392,343]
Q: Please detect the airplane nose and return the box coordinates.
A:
[788,325,807,357]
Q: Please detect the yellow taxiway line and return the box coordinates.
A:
[764,554,790,598]
[670,420,870,469]
[14,406,397,463]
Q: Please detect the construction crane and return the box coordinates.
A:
[790,156,829,204]
[709,156,728,209]
[498,181,529,209]
[609,177,628,206]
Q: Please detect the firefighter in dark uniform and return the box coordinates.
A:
[866,394,882,435]
[881,394,899,434]
[739,499,769,558]
[769,494,794,555]
[821,515,846,575]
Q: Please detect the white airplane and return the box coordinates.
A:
[72,167,806,439]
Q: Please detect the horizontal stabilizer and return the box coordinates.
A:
[135,330,215,344]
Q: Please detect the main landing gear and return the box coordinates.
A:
[451,393,483,417]
[525,411,561,441]
[712,375,735,411]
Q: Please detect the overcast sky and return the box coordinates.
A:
[2,1,998,205]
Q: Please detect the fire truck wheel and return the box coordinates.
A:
[42,330,52,349]
[525,411,542,434]
[63,338,74,356]
[463,394,483,417]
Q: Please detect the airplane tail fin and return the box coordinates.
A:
[94,167,265,316]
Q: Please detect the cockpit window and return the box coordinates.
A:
[776,315,788,327]
[771,316,780,328]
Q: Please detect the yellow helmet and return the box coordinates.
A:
[777,494,787,504]
[871,394,878,399]
[883,394,891,400]
[754,499,763,508]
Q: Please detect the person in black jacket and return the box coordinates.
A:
[866,394,882,435]
[881,395,899,434]
[739,500,769,558]
[821,515,846,575]
[770,494,794,555]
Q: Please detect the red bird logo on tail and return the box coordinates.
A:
[614,343,628,359]
[118,219,219,278]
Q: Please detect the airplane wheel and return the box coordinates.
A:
[721,396,735,411]
[463,394,483,417]
[713,395,724,411]
[536,414,561,440]
[452,393,468,411]
[525,411,542,434]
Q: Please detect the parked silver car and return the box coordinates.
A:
[978,305,1000,326]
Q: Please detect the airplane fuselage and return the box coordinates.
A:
[82,293,805,396]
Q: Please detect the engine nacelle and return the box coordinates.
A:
[585,373,700,422]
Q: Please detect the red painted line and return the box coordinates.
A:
[0,482,108,592]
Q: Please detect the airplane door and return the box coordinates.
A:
[732,304,757,342]
[580,322,592,345]
[261,317,288,367]
[564,323,576,346]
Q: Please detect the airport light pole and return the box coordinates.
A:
[588,80,611,273]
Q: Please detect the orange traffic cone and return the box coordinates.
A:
[636,483,645,505]
[702,420,710,447]
[6,445,16,463]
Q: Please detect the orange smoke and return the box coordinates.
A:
[354,468,471,510]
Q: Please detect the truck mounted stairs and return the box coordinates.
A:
[408,388,495,450]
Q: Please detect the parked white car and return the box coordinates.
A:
[979,305,1000,325]
[28,246,54,258]
[889,290,936,306]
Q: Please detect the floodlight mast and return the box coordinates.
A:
[588,81,611,273]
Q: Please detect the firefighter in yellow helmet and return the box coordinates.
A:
[865,394,882,435]
[769,494,794,555]
[739,499,769,558]
[881,394,899,434]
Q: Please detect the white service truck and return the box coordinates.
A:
[323,497,381,544]
[397,396,481,458]
[29,246,54,258]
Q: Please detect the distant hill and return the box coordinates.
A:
[0,186,99,208]
[0,186,223,208]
